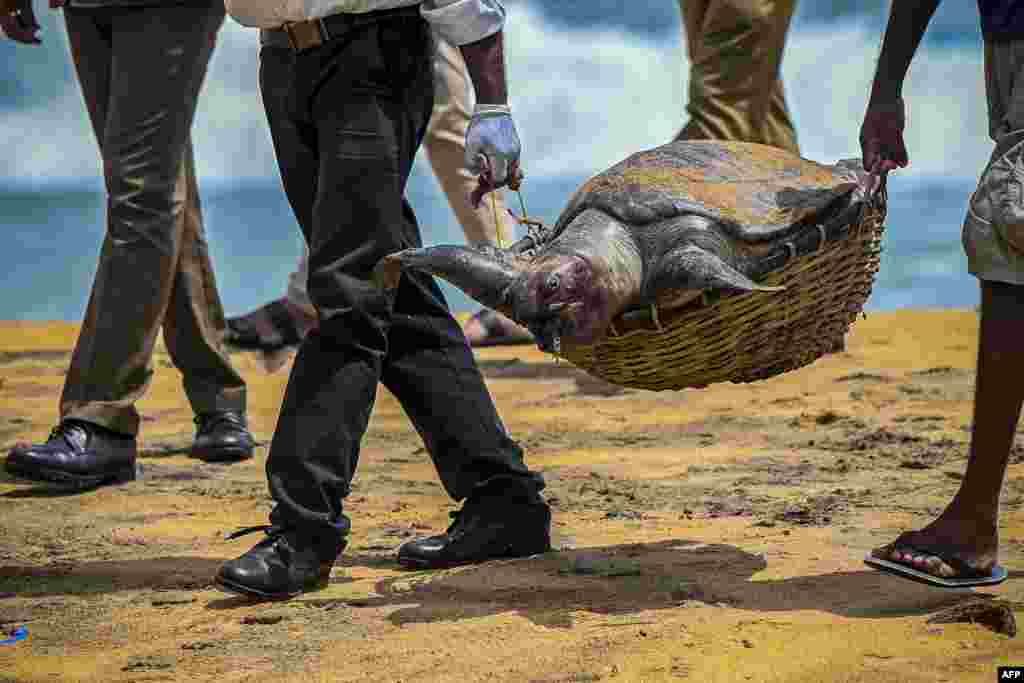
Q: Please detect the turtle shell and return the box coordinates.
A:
[552,141,863,243]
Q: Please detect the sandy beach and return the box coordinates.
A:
[2,308,1023,682]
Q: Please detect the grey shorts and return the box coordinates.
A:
[963,40,1024,285]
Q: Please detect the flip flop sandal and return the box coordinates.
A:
[226,300,306,351]
[465,308,534,348]
[864,545,1009,588]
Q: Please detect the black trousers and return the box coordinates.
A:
[258,11,544,548]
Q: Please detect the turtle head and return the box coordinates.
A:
[508,252,609,351]
[373,209,641,354]
[373,245,604,352]
[508,209,643,351]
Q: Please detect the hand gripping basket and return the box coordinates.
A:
[557,189,887,391]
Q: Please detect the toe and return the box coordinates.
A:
[887,546,966,578]
[910,553,931,569]
[921,554,945,574]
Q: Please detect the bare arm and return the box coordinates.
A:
[859,0,942,182]
[868,0,942,103]
[459,30,508,105]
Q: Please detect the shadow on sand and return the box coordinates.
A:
[2,540,1016,628]
[218,539,1015,628]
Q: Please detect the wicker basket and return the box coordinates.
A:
[559,193,886,391]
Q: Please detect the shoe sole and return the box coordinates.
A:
[190,445,255,464]
[4,461,140,492]
[397,541,552,570]
[213,564,333,601]
[213,576,302,601]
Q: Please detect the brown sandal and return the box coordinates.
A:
[226,299,311,351]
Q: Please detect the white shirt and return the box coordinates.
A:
[226,0,505,47]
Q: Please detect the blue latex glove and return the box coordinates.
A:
[465,103,521,202]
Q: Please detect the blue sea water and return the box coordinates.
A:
[0,168,981,322]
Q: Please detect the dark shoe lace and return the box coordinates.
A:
[225,524,346,567]
[47,420,90,447]
[225,524,282,541]
[224,524,296,564]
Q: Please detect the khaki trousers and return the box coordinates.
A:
[60,4,246,436]
[677,0,799,154]
[962,40,1024,286]
[286,36,515,314]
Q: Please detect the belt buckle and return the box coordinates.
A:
[283,18,329,52]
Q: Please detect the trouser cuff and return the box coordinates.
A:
[269,505,350,557]
[472,473,546,504]
[185,384,247,417]
[61,402,139,438]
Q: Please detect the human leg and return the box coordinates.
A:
[218,17,546,597]
[218,22,424,597]
[57,4,234,435]
[383,278,550,567]
[265,20,543,532]
[869,281,1023,581]
[676,0,799,153]
[7,4,243,488]
[161,140,255,462]
[3,10,135,490]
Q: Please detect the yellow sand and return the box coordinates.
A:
[1,309,1022,682]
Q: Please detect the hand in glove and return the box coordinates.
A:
[466,103,521,208]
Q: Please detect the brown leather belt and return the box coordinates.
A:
[260,5,419,52]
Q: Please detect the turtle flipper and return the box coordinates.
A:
[648,245,784,296]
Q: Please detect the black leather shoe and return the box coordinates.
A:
[191,411,255,462]
[5,420,138,491]
[397,493,551,569]
[215,525,345,599]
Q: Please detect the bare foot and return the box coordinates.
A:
[871,511,998,578]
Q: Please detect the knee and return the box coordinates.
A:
[103,156,182,225]
[722,0,793,26]
[306,265,386,318]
